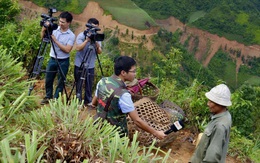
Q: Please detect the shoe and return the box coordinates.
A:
[84,102,95,109]
[41,98,50,105]
[87,102,92,106]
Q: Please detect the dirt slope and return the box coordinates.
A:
[157,17,260,72]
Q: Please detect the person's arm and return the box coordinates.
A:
[119,93,166,140]
[91,95,98,108]
[40,27,47,39]
[92,80,101,107]
[202,125,226,162]
[51,35,74,53]
[40,21,50,39]
[96,42,102,54]
[76,37,90,51]
[128,110,166,140]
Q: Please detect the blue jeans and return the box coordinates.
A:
[45,57,69,99]
[74,66,94,104]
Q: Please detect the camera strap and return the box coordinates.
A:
[104,87,123,112]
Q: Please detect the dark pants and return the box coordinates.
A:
[74,65,94,104]
[45,57,69,99]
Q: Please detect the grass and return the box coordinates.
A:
[207,49,260,89]
[244,76,260,86]
[237,64,260,86]
[223,61,236,88]
[0,95,171,162]
[95,0,157,30]
[188,10,206,24]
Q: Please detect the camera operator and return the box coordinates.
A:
[41,11,75,105]
[74,18,102,106]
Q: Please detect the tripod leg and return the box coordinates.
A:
[67,66,79,103]
[75,66,83,101]
[96,50,104,77]
[28,40,49,95]
[53,58,69,99]
[85,68,94,105]
[76,67,87,102]
[68,45,93,103]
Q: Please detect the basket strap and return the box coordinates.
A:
[137,82,143,95]
[104,87,122,112]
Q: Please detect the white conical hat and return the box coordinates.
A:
[205,84,232,106]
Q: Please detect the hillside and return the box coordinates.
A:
[132,0,260,45]
[0,0,259,161]
[16,0,260,96]
[15,1,247,162]
[19,0,260,74]
[157,17,260,72]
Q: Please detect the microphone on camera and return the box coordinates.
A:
[164,120,184,135]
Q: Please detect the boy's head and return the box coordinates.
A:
[114,56,136,82]
[87,18,99,26]
[59,11,73,23]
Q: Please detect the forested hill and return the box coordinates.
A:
[27,0,260,45]
[19,0,260,90]
[132,0,260,45]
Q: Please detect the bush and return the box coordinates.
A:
[229,127,257,162]
[0,46,37,109]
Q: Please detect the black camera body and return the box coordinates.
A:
[40,8,58,35]
[83,23,105,42]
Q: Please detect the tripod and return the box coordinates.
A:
[68,39,104,103]
[28,29,69,99]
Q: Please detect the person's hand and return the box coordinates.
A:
[41,26,47,33]
[85,36,91,42]
[95,42,102,53]
[44,21,50,27]
[154,130,166,140]
[51,35,57,43]
[95,42,100,47]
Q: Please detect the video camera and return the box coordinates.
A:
[40,8,58,35]
[83,23,105,42]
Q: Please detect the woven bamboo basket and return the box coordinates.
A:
[127,97,178,147]
[130,81,160,102]
[159,100,185,123]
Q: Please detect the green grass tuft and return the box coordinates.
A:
[188,11,206,24]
